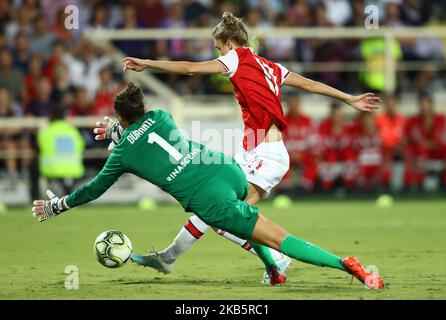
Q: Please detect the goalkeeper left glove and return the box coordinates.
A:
[32,190,70,222]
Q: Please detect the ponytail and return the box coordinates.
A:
[212,12,248,47]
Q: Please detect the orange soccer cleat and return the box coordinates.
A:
[266,265,287,286]
[340,256,385,289]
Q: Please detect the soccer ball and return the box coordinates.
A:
[94,230,133,268]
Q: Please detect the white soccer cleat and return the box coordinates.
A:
[130,252,175,274]
[261,254,292,284]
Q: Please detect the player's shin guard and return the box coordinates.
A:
[216,229,256,255]
[215,228,284,260]
[280,235,346,271]
[159,215,209,262]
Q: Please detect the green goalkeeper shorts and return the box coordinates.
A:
[187,161,259,240]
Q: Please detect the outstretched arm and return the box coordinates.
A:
[122,57,225,75]
[283,72,381,112]
[32,152,124,222]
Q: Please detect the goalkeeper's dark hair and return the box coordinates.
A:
[114,82,145,124]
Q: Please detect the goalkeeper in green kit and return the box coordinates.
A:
[32,83,384,289]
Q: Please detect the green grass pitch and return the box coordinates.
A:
[0,199,445,299]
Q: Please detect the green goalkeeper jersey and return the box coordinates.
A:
[66,109,232,210]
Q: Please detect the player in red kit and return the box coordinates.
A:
[404,94,446,191]
[317,103,357,191]
[375,94,406,189]
[353,112,383,191]
[119,12,381,284]
[282,94,317,192]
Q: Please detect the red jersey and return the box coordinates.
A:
[283,114,314,153]
[317,118,352,151]
[352,119,382,166]
[405,114,446,155]
[217,47,290,150]
[375,112,406,150]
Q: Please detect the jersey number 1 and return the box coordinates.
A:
[147,132,183,161]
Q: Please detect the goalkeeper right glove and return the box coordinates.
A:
[93,116,124,151]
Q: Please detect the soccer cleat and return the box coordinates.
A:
[261,254,292,285]
[340,256,384,289]
[266,265,287,286]
[130,252,175,274]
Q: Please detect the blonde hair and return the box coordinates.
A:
[212,12,248,47]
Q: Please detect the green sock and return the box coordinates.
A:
[280,235,346,271]
[248,241,276,269]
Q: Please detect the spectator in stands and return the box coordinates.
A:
[114,3,145,57]
[0,49,25,103]
[4,5,33,42]
[26,77,53,117]
[135,0,167,28]
[68,87,96,148]
[93,67,119,116]
[287,0,311,27]
[12,32,30,73]
[186,9,215,93]
[155,2,190,91]
[353,112,383,192]
[247,0,284,23]
[52,7,72,45]
[37,106,85,195]
[159,1,189,60]
[21,0,40,23]
[30,14,56,56]
[0,88,30,180]
[359,3,405,93]
[311,3,350,88]
[375,94,406,188]
[25,54,48,103]
[0,0,13,32]
[243,8,265,52]
[282,95,318,192]
[317,102,357,191]
[51,63,73,105]
[400,0,432,26]
[244,7,264,28]
[45,41,66,85]
[63,38,112,99]
[184,0,208,25]
[0,33,7,51]
[323,0,352,26]
[189,9,214,62]
[385,2,404,29]
[69,88,93,117]
[345,0,365,27]
[89,3,111,29]
[313,2,334,27]
[264,14,296,61]
[360,36,402,93]
[404,94,446,191]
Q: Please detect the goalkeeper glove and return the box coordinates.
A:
[93,116,123,151]
[32,190,70,222]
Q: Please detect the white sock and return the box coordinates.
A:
[160,215,209,263]
[215,229,284,260]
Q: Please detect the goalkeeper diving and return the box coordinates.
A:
[32,83,384,289]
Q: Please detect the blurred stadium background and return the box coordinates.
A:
[1,0,446,301]
[1,0,446,206]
